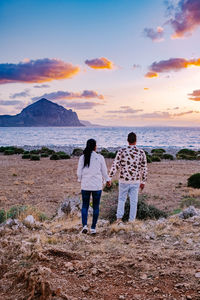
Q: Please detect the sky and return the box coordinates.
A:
[0,0,200,126]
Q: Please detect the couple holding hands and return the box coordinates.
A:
[77,132,147,234]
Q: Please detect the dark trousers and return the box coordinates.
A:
[81,190,102,229]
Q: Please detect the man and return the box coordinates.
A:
[109,132,147,223]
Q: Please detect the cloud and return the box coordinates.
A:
[168,0,200,38]
[107,106,143,114]
[0,100,23,106]
[140,110,199,119]
[143,26,164,41]
[85,57,114,69]
[145,56,200,77]
[10,89,30,99]
[145,71,158,78]
[32,90,104,102]
[61,101,103,110]
[133,64,141,69]
[188,89,200,101]
[0,58,80,84]
[33,84,50,88]
[144,88,149,90]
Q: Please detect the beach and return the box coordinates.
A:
[1,154,200,217]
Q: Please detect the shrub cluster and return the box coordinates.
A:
[72,148,83,156]
[100,148,116,159]
[0,146,24,155]
[176,149,198,160]
[50,152,70,160]
[187,173,200,189]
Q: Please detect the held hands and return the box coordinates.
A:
[140,183,145,191]
[106,181,112,188]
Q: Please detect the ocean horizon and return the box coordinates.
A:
[0,126,200,150]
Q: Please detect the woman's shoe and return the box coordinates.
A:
[81,225,88,234]
[90,228,96,235]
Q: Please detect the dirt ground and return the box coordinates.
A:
[0,154,200,216]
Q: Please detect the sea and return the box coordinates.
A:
[0,127,200,152]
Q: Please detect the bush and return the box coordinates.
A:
[4,150,15,155]
[180,197,200,208]
[40,153,49,158]
[176,149,197,160]
[23,151,30,154]
[59,154,70,159]
[146,155,152,163]
[30,149,40,155]
[50,154,60,160]
[7,205,27,219]
[72,148,83,156]
[22,154,31,159]
[14,147,24,154]
[100,149,116,158]
[187,173,200,189]
[163,153,174,160]
[151,155,161,162]
[151,148,166,154]
[0,209,6,224]
[0,146,6,153]
[30,154,40,161]
[41,147,55,155]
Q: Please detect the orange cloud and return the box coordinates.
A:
[0,58,80,84]
[144,87,149,90]
[145,71,158,78]
[188,89,200,101]
[145,57,200,78]
[85,57,114,69]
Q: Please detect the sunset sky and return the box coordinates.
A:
[0,0,200,126]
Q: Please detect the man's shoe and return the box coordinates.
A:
[90,228,96,235]
[81,225,88,234]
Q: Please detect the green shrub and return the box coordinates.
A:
[177,153,197,160]
[0,146,6,153]
[50,154,60,160]
[14,147,24,154]
[22,154,31,159]
[180,197,200,208]
[146,155,152,163]
[187,173,200,189]
[177,148,197,156]
[30,154,40,161]
[7,205,27,219]
[72,148,83,156]
[151,148,166,154]
[0,209,6,224]
[38,212,48,222]
[41,147,55,155]
[163,153,174,160]
[40,153,49,158]
[100,149,116,158]
[151,155,161,162]
[170,208,182,215]
[30,149,40,155]
[4,150,15,155]
[23,151,30,154]
[59,154,70,159]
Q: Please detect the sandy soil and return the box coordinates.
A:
[0,154,200,217]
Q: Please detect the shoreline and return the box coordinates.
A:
[10,145,200,156]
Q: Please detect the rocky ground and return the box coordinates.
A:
[0,206,200,300]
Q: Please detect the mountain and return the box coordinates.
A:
[0,98,84,127]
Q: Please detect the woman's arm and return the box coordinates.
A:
[77,155,84,182]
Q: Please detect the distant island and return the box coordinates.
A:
[0,98,84,127]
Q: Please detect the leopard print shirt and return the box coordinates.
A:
[109,145,147,184]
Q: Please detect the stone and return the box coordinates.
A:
[24,215,35,227]
[57,197,81,218]
[179,206,198,219]
[195,272,200,278]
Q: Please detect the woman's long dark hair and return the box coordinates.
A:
[83,139,96,167]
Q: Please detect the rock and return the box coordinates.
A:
[119,296,125,300]
[195,272,200,278]
[186,296,192,300]
[24,215,35,227]
[91,268,98,275]
[179,206,198,219]
[82,286,90,292]
[140,274,147,280]
[153,287,159,292]
[57,197,81,218]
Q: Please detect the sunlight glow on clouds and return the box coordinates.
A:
[0,58,80,84]
[85,57,114,69]
[188,89,200,101]
[145,57,200,78]
[32,90,104,102]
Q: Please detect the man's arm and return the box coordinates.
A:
[140,151,147,190]
[109,149,121,179]
[100,155,111,183]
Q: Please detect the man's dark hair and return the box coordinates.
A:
[127,132,137,144]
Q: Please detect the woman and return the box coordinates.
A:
[77,139,110,234]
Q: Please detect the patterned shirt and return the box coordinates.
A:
[109,145,147,184]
